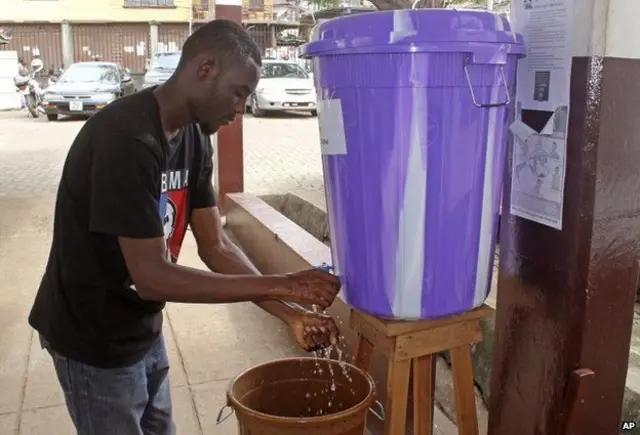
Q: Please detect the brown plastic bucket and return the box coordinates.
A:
[216,357,384,435]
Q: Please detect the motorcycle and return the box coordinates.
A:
[13,66,46,118]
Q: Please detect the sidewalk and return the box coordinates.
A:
[0,195,462,435]
[0,196,304,435]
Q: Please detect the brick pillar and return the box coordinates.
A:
[489,1,640,434]
[214,0,243,211]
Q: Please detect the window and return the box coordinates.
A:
[58,64,119,85]
[150,52,181,71]
[249,0,264,8]
[260,63,308,80]
[124,0,175,7]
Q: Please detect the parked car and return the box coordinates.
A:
[142,51,181,89]
[42,61,136,121]
[247,59,317,117]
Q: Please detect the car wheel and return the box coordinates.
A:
[310,110,318,117]
[251,95,265,118]
[46,114,58,122]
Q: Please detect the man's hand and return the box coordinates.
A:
[274,269,341,310]
[287,309,340,352]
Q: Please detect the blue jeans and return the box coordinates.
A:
[43,335,175,435]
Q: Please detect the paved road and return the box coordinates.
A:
[0,108,329,435]
[0,110,324,199]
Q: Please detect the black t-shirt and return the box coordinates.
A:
[28,87,216,368]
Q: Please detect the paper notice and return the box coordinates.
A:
[511,0,575,112]
[317,99,347,155]
[509,110,568,229]
[509,0,574,229]
[136,42,146,57]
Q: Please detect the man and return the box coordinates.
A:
[17,57,29,77]
[28,19,341,435]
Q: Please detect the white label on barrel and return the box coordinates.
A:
[317,98,347,155]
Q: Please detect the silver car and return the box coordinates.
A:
[248,60,317,117]
[142,51,181,89]
[42,62,136,121]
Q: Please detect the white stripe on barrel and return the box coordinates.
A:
[473,80,500,308]
[392,54,428,319]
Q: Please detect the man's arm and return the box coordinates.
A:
[189,206,300,323]
[118,236,289,304]
[90,135,336,307]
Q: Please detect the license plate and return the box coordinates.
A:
[69,101,83,111]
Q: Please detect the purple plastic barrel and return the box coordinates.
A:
[300,9,525,320]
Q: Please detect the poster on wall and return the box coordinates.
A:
[508,0,575,230]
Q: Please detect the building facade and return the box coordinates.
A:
[241,0,304,56]
[0,0,215,73]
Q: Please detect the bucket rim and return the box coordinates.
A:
[226,356,377,424]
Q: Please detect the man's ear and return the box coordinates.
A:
[197,57,220,80]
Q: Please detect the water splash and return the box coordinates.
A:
[323,346,337,392]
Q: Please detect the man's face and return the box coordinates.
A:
[190,56,260,135]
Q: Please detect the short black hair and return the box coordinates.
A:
[178,19,262,70]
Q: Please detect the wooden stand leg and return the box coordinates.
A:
[413,354,435,435]
[353,335,374,370]
[385,358,411,435]
[450,345,479,435]
[559,368,596,435]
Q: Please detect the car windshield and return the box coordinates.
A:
[59,64,119,84]
[151,52,181,70]
[260,63,308,79]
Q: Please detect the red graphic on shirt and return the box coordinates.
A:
[160,169,190,263]
[163,190,188,262]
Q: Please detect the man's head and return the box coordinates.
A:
[175,20,262,134]
[18,57,25,66]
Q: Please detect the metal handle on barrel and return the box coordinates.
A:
[216,405,234,425]
[369,400,386,421]
[463,56,511,109]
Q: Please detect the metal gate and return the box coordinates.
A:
[72,23,150,73]
[157,24,189,53]
[0,23,63,69]
[245,24,271,55]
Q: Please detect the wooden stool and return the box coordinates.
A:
[350,305,492,435]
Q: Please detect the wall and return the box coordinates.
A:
[0,21,192,73]
[0,51,21,110]
[242,0,273,22]
[0,24,64,69]
[2,0,191,23]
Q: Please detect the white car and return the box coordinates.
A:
[248,59,317,117]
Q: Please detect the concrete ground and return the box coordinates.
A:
[0,111,458,435]
[0,110,317,434]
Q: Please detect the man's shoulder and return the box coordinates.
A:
[93,89,154,127]
[84,90,163,150]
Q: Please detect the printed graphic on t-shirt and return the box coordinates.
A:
[159,169,189,262]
